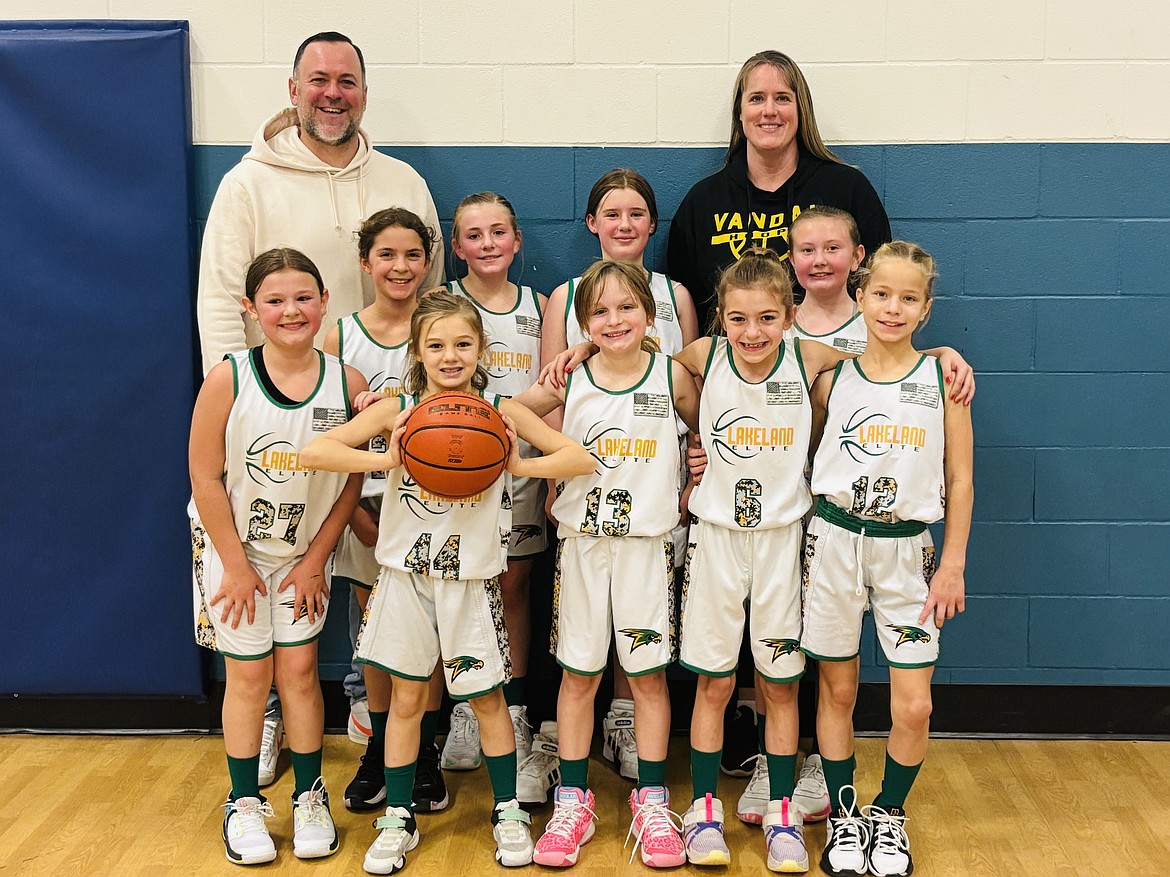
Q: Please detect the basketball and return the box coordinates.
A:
[400,391,511,499]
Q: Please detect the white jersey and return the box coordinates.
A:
[689,337,813,530]
[217,348,351,573]
[376,394,512,580]
[811,355,946,525]
[553,353,681,539]
[786,310,867,355]
[336,313,411,500]
[565,270,684,355]
[449,280,542,398]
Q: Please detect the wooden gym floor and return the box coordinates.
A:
[1,734,1167,876]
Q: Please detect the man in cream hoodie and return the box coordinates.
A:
[197,31,443,374]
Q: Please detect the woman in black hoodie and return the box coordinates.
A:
[667,50,890,329]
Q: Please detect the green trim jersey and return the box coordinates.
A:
[688,337,813,530]
[336,313,410,500]
[811,355,946,525]
[565,270,684,355]
[785,310,867,355]
[375,394,512,581]
[219,348,351,573]
[553,353,681,539]
[448,280,542,398]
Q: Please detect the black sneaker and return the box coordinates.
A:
[413,742,450,812]
[345,737,387,812]
[864,804,913,877]
[719,702,760,777]
[821,786,871,877]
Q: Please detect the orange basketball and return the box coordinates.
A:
[400,391,511,499]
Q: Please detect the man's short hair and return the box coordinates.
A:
[293,32,366,81]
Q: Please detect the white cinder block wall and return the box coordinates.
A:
[5,0,1167,144]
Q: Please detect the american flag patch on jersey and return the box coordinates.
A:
[657,300,675,322]
[312,407,348,430]
[766,381,803,404]
[633,392,670,417]
[515,314,542,338]
[899,382,940,408]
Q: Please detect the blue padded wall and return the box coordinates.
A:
[0,21,201,695]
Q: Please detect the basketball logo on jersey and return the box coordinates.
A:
[583,421,659,470]
[760,637,800,662]
[620,628,663,652]
[245,433,309,485]
[837,408,928,463]
[443,655,485,681]
[711,408,797,463]
[483,341,533,380]
[888,625,932,647]
[368,370,403,398]
[396,473,482,519]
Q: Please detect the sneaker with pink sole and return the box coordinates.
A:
[626,786,685,868]
[533,786,597,867]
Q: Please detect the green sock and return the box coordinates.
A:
[560,757,589,789]
[485,752,518,803]
[290,748,323,798]
[370,710,388,746]
[227,754,261,800]
[503,677,526,708]
[638,758,667,788]
[873,752,922,810]
[385,763,417,810]
[690,747,721,799]
[822,754,857,813]
[766,752,798,801]
[419,709,440,751]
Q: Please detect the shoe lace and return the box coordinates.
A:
[260,718,281,758]
[225,797,275,834]
[518,736,558,778]
[295,778,330,829]
[512,710,532,750]
[864,805,909,858]
[829,808,870,854]
[449,704,477,746]
[544,797,597,843]
[741,754,769,798]
[625,796,683,864]
[794,756,825,797]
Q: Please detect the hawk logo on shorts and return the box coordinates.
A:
[280,598,310,622]
[888,625,932,647]
[620,628,662,652]
[443,655,485,681]
[761,638,800,662]
[512,524,544,545]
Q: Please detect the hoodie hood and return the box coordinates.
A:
[243,108,375,231]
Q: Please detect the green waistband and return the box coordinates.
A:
[815,498,927,538]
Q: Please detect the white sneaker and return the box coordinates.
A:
[257,712,283,788]
[682,794,730,866]
[349,697,373,745]
[292,777,339,859]
[442,702,481,770]
[763,797,808,872]
[364,806,419,875]
[736,754,769,825]
[517,721,560,805]
[792,754,831,822]
[509,704,533,764]
[820,787,870,877]
[222,796,276,865]
[602,698,638,781]
[864,804,912,877]
[492,798,535,866]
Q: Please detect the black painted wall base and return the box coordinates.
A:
[3,682,1169,737]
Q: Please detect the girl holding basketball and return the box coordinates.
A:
[441,192,546,780]
[322,208,450,816]
[514,260,700,868]
[541,168,700,788]
[804,242,972,877]
[301,291,593,874]
[189,248,366,864]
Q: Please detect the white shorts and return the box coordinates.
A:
[507,474,548,558]
[191,521,328,660]
[551,534,676,676]
[801,507,940,668]
[356,566,511,699]
[332,525,381,590]
[680,518,805,682]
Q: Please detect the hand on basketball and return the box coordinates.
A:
[920,563,966,628]
[278,556,331,625]
[686,435,708,482]
[386,408,411,467]
[502,415,522,474]
[210,562,267,629]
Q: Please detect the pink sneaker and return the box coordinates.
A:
[626,786,685,867]
[533,786,597,867]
